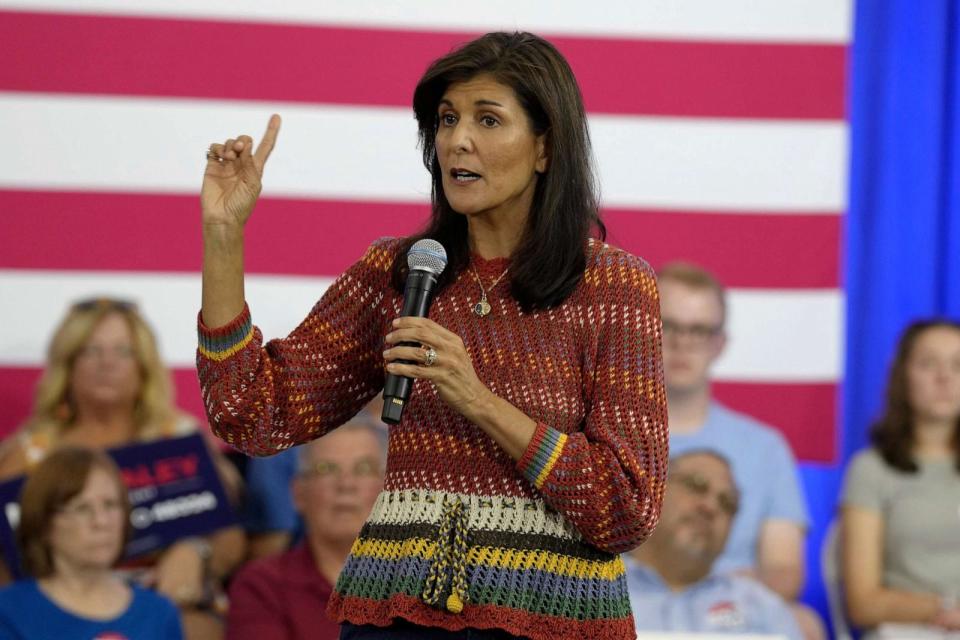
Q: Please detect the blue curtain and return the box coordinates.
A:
[799,0,960,624]
[844,0,960,461]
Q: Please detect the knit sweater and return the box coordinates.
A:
[197,237,668,640]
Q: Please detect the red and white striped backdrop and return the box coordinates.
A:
[0,1,850,462]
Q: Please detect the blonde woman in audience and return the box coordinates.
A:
[841,319,960,637]
[0,446,183,639]
[0,298,245,640]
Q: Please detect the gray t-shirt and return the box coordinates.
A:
[841,448,960,596]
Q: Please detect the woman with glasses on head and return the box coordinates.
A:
[0,298,208,465]
[0,298,246,640]
[197,31,667,640]
[1,299,174,456]
[841,319,960,637]
[0,446,183,639]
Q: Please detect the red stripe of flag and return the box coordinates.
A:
[0,190,840,288]
[604,208,840,288]
[0,367,837,461]
[0,10,845,119]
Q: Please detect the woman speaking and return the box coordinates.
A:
[197,31,667,640]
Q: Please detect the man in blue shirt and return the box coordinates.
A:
[626,449,802,639]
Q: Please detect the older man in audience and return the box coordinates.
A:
[241,398,384,560]
[225,420,385,640]
[626,450,803,639]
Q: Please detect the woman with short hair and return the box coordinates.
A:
[0,446,183,639]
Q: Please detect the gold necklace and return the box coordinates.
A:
[469,264,510,317]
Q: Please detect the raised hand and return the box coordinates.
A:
[201,114,281,228]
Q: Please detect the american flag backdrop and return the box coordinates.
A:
[0,1,850,468]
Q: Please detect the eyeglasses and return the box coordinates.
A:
[671,471,739,516]
[661,319,723,345]
[72,298,138,313]
[56,497,125,523]
[300,458,382,481]
[75,344,136,362]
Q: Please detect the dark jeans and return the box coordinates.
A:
[340,620,528,639]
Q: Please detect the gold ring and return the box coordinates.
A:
[423,346,438,367]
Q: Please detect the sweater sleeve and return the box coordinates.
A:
[516,247,668,553]
[196,238,397,456]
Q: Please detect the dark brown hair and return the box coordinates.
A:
[17,446,131,577]
[870,319,960,472]
[393,31,604,312]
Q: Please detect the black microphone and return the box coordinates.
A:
[381,239,448,424]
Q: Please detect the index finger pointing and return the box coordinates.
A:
[254,113,281,166]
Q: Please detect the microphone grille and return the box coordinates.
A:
[407,239,448,275]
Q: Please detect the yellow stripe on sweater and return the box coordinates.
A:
[198,327,254,362]
[351,536,624,581]
[534,432,568,489]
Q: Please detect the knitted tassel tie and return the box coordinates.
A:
[421,497,470,614]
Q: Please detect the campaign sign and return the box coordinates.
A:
[0,434,236,577]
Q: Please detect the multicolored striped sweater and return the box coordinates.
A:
[197,237,668,640]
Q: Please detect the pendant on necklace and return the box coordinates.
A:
[473,298,492,317]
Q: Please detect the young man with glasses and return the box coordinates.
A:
[625,450,802,639]
[657,262,821,638]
